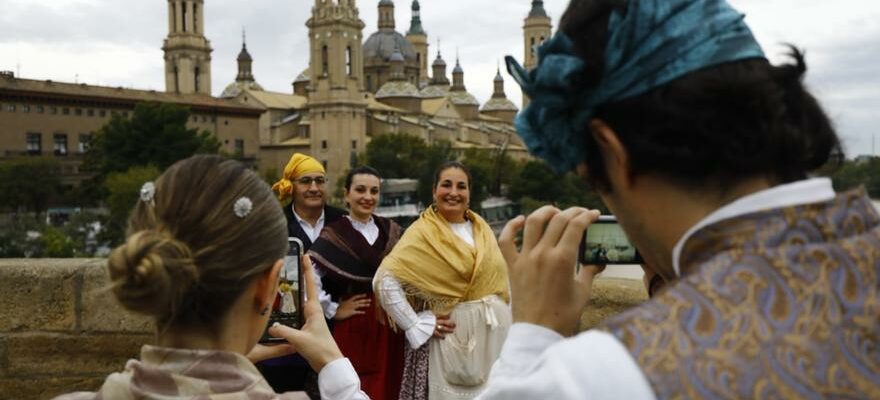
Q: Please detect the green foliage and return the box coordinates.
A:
[41,226,77,258]
[102,165,162,246]
[415,140,455,207]
[83,102,220,178]
[508,159,608,213]
[824,158,880,197]
[363,133,429,179]
[0,157,62,215]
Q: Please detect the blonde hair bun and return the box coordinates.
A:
[107,230,200,320]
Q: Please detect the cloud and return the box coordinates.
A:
[1,0,877,157]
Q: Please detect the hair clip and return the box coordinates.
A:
[234,196,253,218]
[140,182,156,204]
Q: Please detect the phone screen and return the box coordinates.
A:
[260,237,305,343]
[579,216,643,265]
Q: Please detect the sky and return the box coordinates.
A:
[1,0,878,158]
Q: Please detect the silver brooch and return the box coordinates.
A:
[139,182,156,204]
[233,197,253,218]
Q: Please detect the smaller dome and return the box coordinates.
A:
[364,31,418,62]
[419,85,448,99]
[452,61,463,74]
[432,53,447,67]
[448,91,479,106]
[221,81,264,98]
[376,80,421,99]
[294,68,310,83]
[379,0,394,5]
[481,98,518,112]
[494,69,504,82]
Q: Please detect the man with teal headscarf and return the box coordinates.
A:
[479,0,880,398]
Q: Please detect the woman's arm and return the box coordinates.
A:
[375,275,438,349]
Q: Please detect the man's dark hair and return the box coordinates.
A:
[559,0,842,192]
[344,166,382,191]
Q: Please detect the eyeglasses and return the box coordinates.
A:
[296,176,327,186]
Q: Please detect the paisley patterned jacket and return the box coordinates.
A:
[603,188,880,399]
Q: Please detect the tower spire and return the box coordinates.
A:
[163,0,212,95]
[407,0,425,35]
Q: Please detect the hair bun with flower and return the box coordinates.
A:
[233,196,253,218]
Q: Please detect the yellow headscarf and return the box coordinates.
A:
[272,153,325,204]
[374,206,510,320]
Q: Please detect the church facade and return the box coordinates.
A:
[222,0,555,186]
[0,0,554,189]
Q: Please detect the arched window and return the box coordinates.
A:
[182,2,188,32]
[193,3,199,33]
[174,66,180,92]
[346,46,352,76]
[322,45,329,76]
[194,66,201,92]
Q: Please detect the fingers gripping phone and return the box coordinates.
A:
[579,216,644,265]
[260,237,306,343]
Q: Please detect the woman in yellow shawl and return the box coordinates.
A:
[373,161,511,400]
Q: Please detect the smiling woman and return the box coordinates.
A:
[307,165,407,400]
[373,161,512,400]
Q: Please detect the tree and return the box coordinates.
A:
[0,157,62,216]
[83,102,220,178]
[363,133,428,179]
[508,159,608,213]
[102,165,162,246]
[416,139,455,207]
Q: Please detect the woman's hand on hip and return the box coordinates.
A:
[268,256,344,373]
[433,314,456,339]
[498,206,602,337]
[334,294,371,321]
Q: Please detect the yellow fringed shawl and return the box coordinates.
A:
[375,206,510,318]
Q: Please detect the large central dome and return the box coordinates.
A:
[363,31,418,62]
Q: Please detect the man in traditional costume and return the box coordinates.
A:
[479,0,880,398]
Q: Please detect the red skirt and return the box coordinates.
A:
[332,293,405,400]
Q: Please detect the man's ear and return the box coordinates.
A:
[589,119,634,190]
[254,259,283,310]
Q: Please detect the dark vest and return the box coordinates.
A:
[602,189,880,399]
[283,203,347,252]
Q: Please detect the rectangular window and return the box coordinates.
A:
[75,108,83,116]
[6,104,15,112]
[87,109,94,117]
[99,110,106,117]
[62,107,70,115]
[78,134,91,153]
[49,107,58,114]
[22,105,30,113]
[322,160,328,170]
[321,140,328,149]
[36,105,44,113]
[352,140,357,149]
[26,133,42,155]
[234,139,244,157]
[54,133,68,156]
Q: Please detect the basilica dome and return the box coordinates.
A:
[363,31,418,62]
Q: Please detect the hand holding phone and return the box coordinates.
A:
[260,237,306,343]
[579,216,643,265]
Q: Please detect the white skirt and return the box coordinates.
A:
[428,295,511,400]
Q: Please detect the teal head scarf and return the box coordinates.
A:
[506,0,766,173]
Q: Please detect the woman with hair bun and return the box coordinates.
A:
[53,155,368,400]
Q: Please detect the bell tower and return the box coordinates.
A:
[522,0,552,107]
[306,0,368,187]
[163,0,212,95]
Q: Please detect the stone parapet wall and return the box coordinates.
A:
[0,259,153,400]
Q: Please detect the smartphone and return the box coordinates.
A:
[579,216,643,265]
[260,237,305,343]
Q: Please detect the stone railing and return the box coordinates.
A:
[0,259,648,399]
[0,259,152,400]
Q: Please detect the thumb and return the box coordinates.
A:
[268,322,304,343]
[574,265,603,303]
